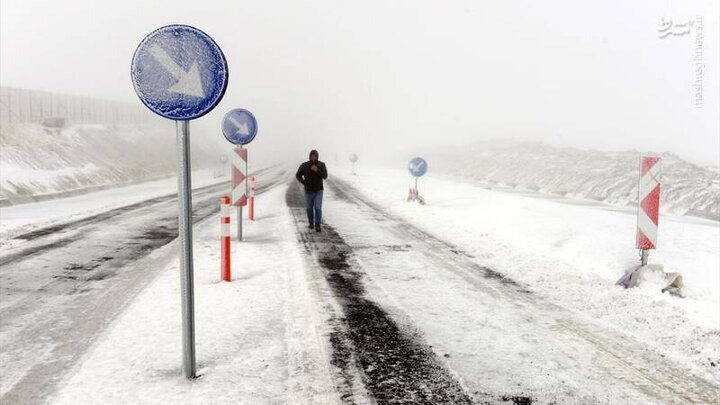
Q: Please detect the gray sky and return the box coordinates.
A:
[1,0,718,165]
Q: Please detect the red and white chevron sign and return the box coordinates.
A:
[231,147,248,207]
[636,156,661,250]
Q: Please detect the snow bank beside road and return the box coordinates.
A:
[0,123,221,205]
[0,169,222,240]
[404,141,720,219]
[334,165,720,382]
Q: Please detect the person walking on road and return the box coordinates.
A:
[296,149,328,232]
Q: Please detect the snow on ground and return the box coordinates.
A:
[10,161,719,402]
[333,165,720,383]
[48,182,339,405]
[401,140,720,219]
[0,122,223,204]
[0,169,222,240]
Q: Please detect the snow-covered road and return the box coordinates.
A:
[0,166,285,404]
[287,182,473,403]
[318,177,718,404]
[1,165,717,404]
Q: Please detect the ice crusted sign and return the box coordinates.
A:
[131,24,228,380]
[407,157,428,204]
[131,24,228,120]
[408,157,428,177]
[221,108,258,241]
[222,109,257,146]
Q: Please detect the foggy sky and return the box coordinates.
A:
[1,0,718,165]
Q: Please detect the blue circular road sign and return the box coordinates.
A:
[131,25,228,120]
[349,153,358,163]
[408,157,428,177]
[222,109,258,145]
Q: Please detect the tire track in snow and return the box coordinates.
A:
[286,181,474,404]
[0,166,284,267]
[326,176,720,404]
[0,167,289,404]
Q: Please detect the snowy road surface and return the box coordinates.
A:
[0,166,285,404]
[1,166,718,404]
[312,178,719,403]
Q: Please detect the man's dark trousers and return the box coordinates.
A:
[305,190,323,225]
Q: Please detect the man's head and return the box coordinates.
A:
[309,149,319,162]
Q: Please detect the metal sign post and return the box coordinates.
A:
[175,120,196,377]
[408,157,428,204]
[238,206,243,241]
[222,108,258,242]
[238,147,244,241]
[349,153,358,175]
[230,146,248,241]
[636,156,661,266]
[132,24,228,380]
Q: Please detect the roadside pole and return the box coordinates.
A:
[230,146,247,241]
[349,153,358,175]
[175,120,195,377]
[222,108,258,242]
[131,24,228,379]
[408,157,428,203]
[248,177,256,221]
[220,196,231,281]
[640,249,649,266]
[238,147,243,241]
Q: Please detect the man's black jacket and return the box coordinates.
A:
[296,160,328,192]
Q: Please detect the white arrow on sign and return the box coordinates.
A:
[148,44,205,98]
[228,115,250,136]
[410,161,425,172]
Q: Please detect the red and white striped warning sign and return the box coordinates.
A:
[636,156,661,250]
[231,147,247,207]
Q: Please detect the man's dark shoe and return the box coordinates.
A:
[315,224,321,232]
[308,223,314,229]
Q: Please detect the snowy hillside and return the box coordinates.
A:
[418,141,719,220]
[0,123,221,205]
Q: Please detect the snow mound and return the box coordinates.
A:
[426,141,719,220]
[0,123,219,205]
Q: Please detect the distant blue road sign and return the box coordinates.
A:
[222,109,258,145]
[349,153,358,163]
[131,24,228,120]
[408,157,428,177]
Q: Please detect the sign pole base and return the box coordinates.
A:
[640,249,649,266]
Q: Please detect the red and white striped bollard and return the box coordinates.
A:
[220,196,231,281]
[249,176,256,221]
